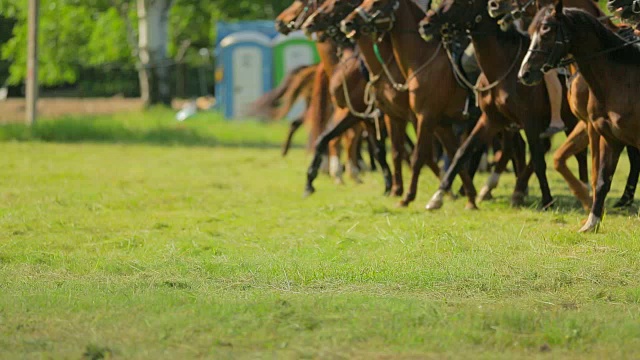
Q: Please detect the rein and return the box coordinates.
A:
[443,37,523,94]
[372,41,443,91]
[341,74,384,139]
[339,49,383,132]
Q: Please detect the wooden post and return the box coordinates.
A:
[26,0,39,125]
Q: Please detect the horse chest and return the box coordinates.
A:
[378,85,407,117]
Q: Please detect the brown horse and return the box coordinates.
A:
[485,0,639,210]
[340,0,486,209]
[276,0,371,185]
[303,0,442,197]
[518,3,640,231]
[278,0,395,195]
[419,0,586,210]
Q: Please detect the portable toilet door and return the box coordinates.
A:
[272,31,319,86]
[216,31,273,119]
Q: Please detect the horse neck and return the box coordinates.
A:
[388,0,438,77]
[470,18,524,85]
[316,41,340,76]
[356,36,398,78]
[565,23,623,101]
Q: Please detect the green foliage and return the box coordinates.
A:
[0,0,296,87]
[1,0,132,86]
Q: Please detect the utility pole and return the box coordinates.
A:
[26,0,39,125]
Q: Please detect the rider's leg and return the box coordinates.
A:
[541,69,565,138]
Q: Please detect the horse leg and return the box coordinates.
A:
[304,111,359,196]
[398,115,438,207]
[478,132,514,202]
[614,146,640,208]
[460,143,487,195]
[426,113,497,210]
[553,122,591,211]
[575,148,589,185]
[580,136,624,232]
[404,132,415,165]
[365,131,378,171]
[588,123,600,202]
[385,115,407,197]
[524,127,554,209]
[282,116,304,157]
[345,126,363,184]
[328,137,344,184]
[436,126,478,210]
[363,117,393,195]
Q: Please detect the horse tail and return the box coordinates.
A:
[273,64,317,120]
[306,64,331,151]
[247,64,312,120]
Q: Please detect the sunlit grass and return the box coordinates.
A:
[0,109,639,358]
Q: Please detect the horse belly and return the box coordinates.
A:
[610,115,640,148]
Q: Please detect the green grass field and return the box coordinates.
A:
[1,110,639,359]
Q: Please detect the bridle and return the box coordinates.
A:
[314,0,361,45]
[353,0,400,35]
[292,0,320,29]
[427,0,524,93]
[432,0,486,43]
[526,20,571,71]
[495,0,535,30]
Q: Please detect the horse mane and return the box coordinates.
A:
[562,8,640,64]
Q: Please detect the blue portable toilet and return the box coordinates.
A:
[215,31,273,119]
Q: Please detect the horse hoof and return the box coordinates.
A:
[541,198,556,211]
[465,202,479,210]
[352,177,364,185]
[426,190,445,211]
[396,201,409,208]
[478,186,493,202]
[384,189,392,197]
[391,187,404,197]
[578,213,601,233]
[334,178,345,185]
[613,197,634,208]
[425,199,443,211]
[511,191,525,208]
[445,190,458,200]
[303,187,315,198]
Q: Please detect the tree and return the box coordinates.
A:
[136,0,173,106]
[0,0,295,103]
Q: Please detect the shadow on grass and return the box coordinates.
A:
[0,113,301,150]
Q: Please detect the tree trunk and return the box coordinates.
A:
[137,0,173,107]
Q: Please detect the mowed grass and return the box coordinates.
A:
[1,110,640,359]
